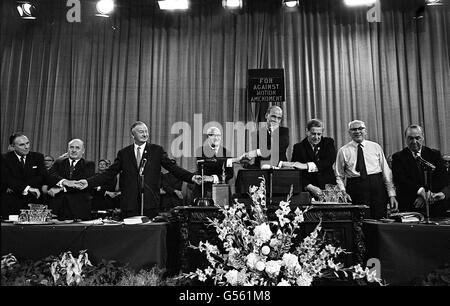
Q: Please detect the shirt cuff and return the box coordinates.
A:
[57,179,65,187]
[212,175,219,184]
[307,162,318,172]
[256,149,262,157]
[22,185,31,195]
[226,158,233,168]
[278,161,284,168]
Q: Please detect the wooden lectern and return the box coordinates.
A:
[235,169,310,205]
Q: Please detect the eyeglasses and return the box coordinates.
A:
[208,134,221,137]
[350,127,365,132]
[44,159,54,162]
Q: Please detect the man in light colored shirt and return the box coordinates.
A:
[335,120,398,219]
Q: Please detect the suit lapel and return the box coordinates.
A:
[8,152,23,175]
[303,139,315,161]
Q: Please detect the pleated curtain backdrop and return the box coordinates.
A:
[1,0,449,172]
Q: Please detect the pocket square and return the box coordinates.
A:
[32,166,37,169]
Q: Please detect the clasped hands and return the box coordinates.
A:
[62,179,89,190]
[414,187,445,208]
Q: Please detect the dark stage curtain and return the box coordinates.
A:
[1,0,449,173]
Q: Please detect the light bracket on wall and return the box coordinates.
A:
[16,1,37,19]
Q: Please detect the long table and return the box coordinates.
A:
[1,221,168,271]
[363,220,450,285]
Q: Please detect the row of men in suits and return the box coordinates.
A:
[277,115,449,219]
[1,129,203,221]
[201,105,449,219]
[2,109,449,220]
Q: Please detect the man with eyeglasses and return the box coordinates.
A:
[193,126,234,200]
[243,105,289,169]
[392,125,449,216]
[335,120,398,219]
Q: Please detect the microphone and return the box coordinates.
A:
[139,158,147,176]
[415,155,436,171]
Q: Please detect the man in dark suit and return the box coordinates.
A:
[244,106,289,169]
[290,119,337,200]
[46,139,95,221]
[193,127,234,200]
[1,133,46,218]
[91,159,120,210]
[77,121,202,219]
[392,125,449,217]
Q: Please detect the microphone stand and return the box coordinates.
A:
[194,161,214,207]
[420,162,437,225]
[139,159,147,216]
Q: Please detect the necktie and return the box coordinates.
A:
[20,156,25,168]
[136,147,142,168]
[414,153,425,184]
[69,160,75,179]
[313,145,319,162]
[355,144,367,179]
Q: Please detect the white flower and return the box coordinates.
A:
[254,223,272,243]
[246,253,259,269]
[225,270,239,285]
[296,273,313,286]
[256,261,266,271]
[265,260,282,277]
[277,279,291,286]
[269,238,278,248]
[282,253,299,270]
[261,245,271,255]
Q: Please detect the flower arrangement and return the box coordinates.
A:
[50,250,93,285]
[1,252,187,286]
[184,177,380,286]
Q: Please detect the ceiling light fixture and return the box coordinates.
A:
[343,0,376,7]
[96,0,115,17]
[158,0,189,10]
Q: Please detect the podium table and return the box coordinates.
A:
[171,204,369,272]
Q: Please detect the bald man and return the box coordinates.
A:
[244,106,290,169]
[46,139,95,220]
[193,126,234,200]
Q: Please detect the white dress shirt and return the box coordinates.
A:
[335,140,396,197]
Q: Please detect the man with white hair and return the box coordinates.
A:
[46,138,95,220]
[335,120,398,219]
[193,126,234,200]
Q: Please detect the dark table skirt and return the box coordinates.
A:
[1,222,168,271]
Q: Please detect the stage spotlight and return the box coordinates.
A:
[96,0,115,17]
[222,0,243,9]
[343,0,376,6]
[16,1,37,19]
[425,0,443,6]
[158,0,189,10]
[282,0,299,8]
